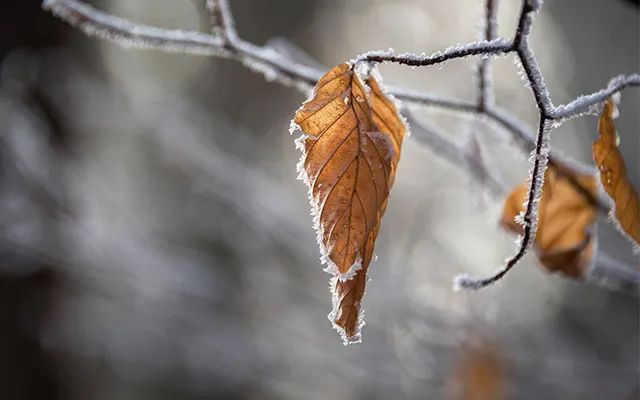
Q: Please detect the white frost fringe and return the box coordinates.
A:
[327,276,367,346]
[292,131,366,282]
[294,129,366,343]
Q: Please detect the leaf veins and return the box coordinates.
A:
[293,63,406,344]
[593,99,640,248]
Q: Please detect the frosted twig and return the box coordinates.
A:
[550,74,640,120]
[513,0,553,113]
[355,38,512,67]
[455,114,551,290]
[477,0,498,110]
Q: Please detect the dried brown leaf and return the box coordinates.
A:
[293,63,406,343]
[501,167,598,278]
[593,99,640,248]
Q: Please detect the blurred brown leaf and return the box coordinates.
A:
[501,167,598,278]
[593,99,640,247]
[451,340,506,400]
[293,63,406,343]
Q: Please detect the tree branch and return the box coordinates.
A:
[513,0,553,114]
[550,74,640,120]
[354,38,512,67]
[42,0,640,291]
[454,0,626,290]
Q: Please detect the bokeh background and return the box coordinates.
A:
[0,1,638,399]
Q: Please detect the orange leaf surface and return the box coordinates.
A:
[501,167,598,278]
[593,99,640,248]
[292,63,406,344]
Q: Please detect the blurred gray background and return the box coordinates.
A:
[0,1,638,399]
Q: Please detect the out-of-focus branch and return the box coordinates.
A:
[477,0,498,110]
[405,112,506,197]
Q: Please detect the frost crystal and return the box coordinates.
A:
[289,118,301,135]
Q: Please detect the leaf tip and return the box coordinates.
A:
[327,276,366,346]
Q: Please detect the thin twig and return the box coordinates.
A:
[205,0,237,44]
[550,74,640,120]
[355,39,512,67]
[513,1,553,114]
[478,0,498,110]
